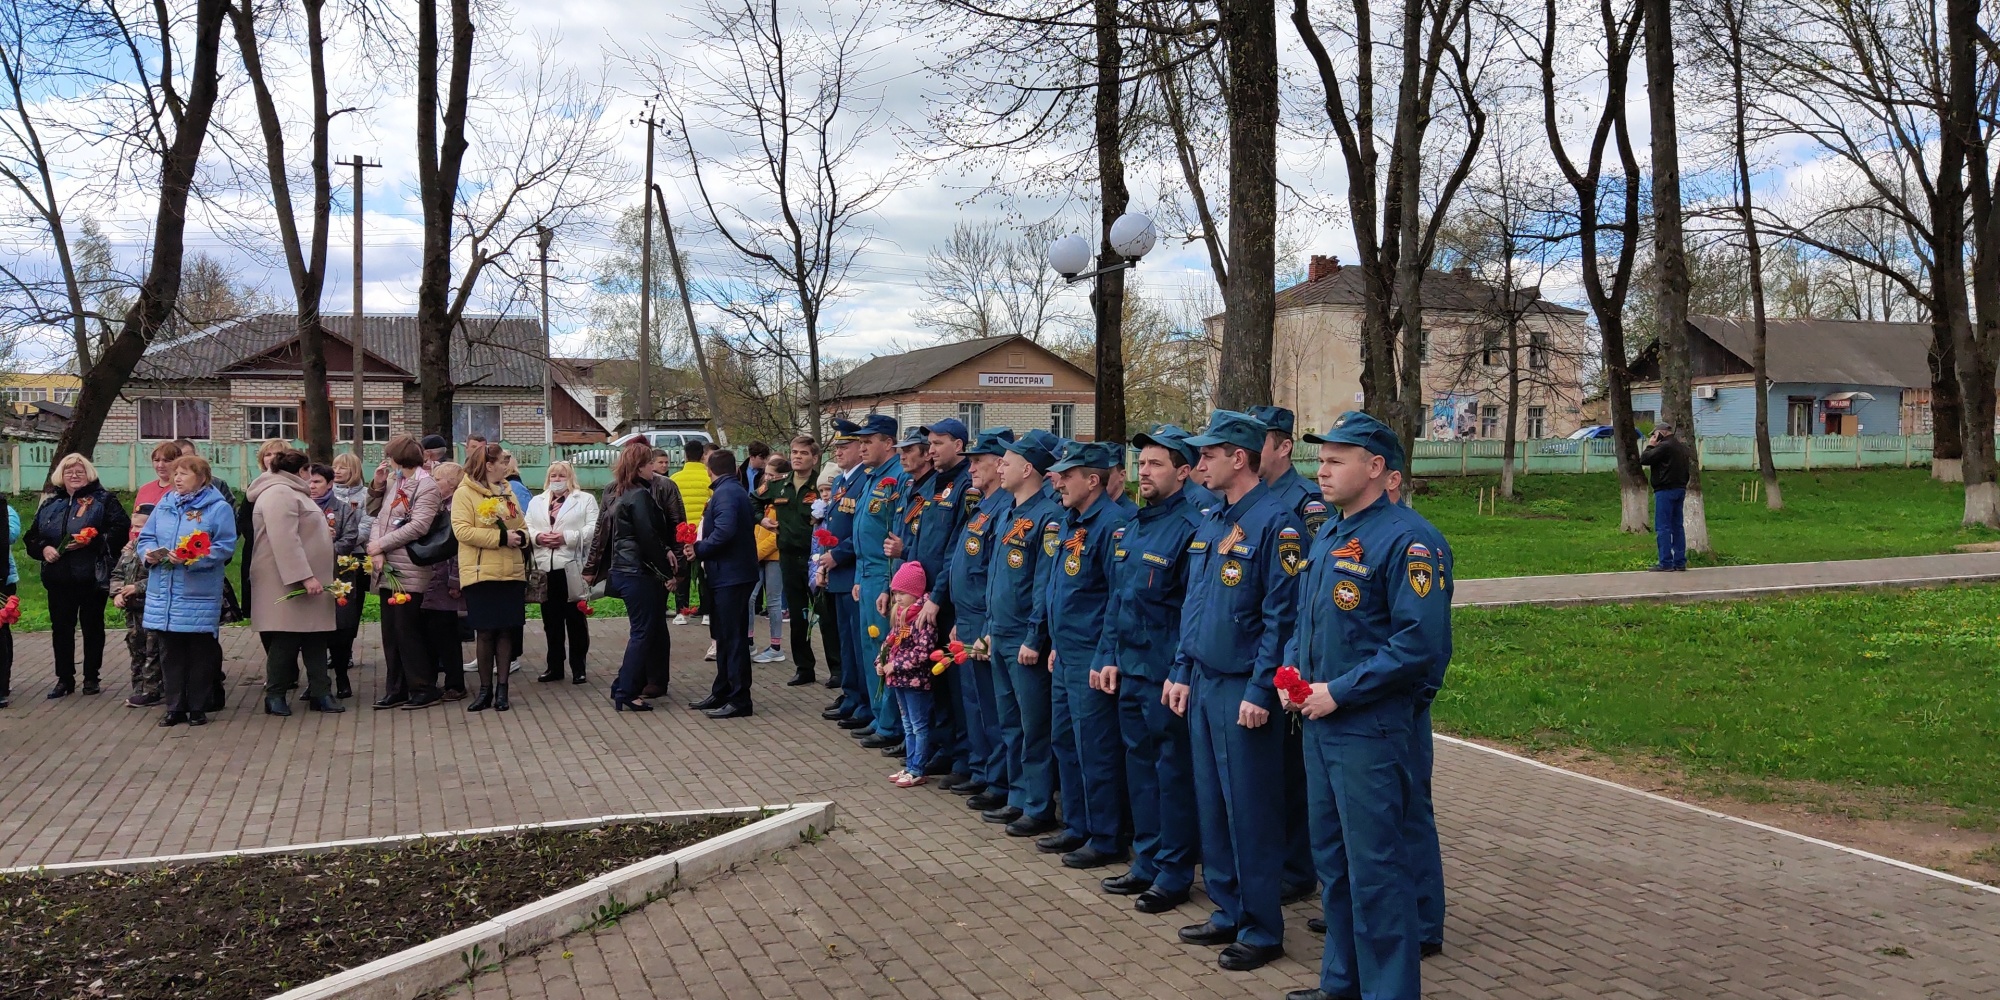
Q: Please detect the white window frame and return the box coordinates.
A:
[246,405,300,441]
[957,402,984,434]
[338,407,392,443]
[1526,405,1547,439]
[1050,403,1076,439]
[1479,404,1499,438]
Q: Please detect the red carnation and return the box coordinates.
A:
[576,600,595,616]
[676,522,698,544]
[880,477,897,487]
[814,528,838,547]
[1275,665,1314,704]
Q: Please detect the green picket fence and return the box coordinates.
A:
[0,440,647,493]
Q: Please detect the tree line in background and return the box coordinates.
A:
[4,0,2000,539]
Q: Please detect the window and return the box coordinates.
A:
[1633,409,1656,429]
[139,398,211,439]
[1416,327,1430,361]
[2,386,47,403]
[594,394,611,418]
[957,402,984,434]
[1479,405,1499,438]
[452,403,502,444]
[1528,331,1549,370]
[1481,330,1504,367]
[1050,403,1076,439]
[338,407,392,443]
[246,405,300,441]
[1787,397,1814,436]
[1527,405,1547,439]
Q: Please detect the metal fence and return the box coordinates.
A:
[1379,434,1940,477]
[0,441,647,493]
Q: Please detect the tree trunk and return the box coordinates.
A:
[1092,0,1128,444]
[1725,0,1779,509]
[1929,316,1964,481]
[1944,0,1997,525]
[1644,0,1708,553]
[53,0,228,473]
[415,0,474,438]
[1501,319,1520,500]
[1215,0,1277,410]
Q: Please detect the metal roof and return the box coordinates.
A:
[825,335,1089,401]
[132,313,549,388]
[1690,315,1934,388]
[1268,267,1586,316]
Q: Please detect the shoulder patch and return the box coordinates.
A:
[1304,500,1326,514]
[1278,526,1301,540]
[1406,542,1431,559]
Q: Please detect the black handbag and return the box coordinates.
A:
[407,508,457,566]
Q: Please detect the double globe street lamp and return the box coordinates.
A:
[1046,212,1158,283]
[1046,212,1157,445]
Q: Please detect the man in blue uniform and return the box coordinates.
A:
[936,428,1015,815]
[1281,412,1450,1000]
[1093,427,1205,914]
[1104,460,1139,518]
[818,420,870,730]
[911,418,979,788]
[1043,440,1133,868]
[851,415,905,751]
[1248,404,1326,905]
[1167,410,1304,972]
[983,430,1066,839]
[1147,424,1220,511]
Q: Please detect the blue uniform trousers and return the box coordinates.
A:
[987,636,1029,810]
[1409,702,1444,947]
[835,592,872,724]
[1188,671,1287,949]
[1303,717,1421,1000]
[1117,675,1196,895]
[1284,720,1319,895]
[966,655,1006,789]
[859,579,901,738]
[1054,644,1127,853]
[929,605,970,773]
[1049,652,1087,840]
[997,631,1055,821]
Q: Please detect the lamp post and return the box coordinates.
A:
[1048,212,1156,444]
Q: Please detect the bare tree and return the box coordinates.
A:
[637,0,905,444]
[1941,0,1999,524]
[916,221,1081,343]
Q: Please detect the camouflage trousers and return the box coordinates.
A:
[124,596,163,699]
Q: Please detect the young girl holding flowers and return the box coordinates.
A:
[877,562,937,787]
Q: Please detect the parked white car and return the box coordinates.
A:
[567,429,715,465]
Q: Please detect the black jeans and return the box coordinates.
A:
[778,547,816,671]
[540,571,590,679]
[264,630,331,700]
[378,593,434,700]
[47,580,107,687]
[422,608,466,693]
[0,581,13,697]
[612,570,667,702]
[706,581,755,710]
[160,630,222,714]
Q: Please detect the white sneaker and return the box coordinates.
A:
[673,613,688,626]
[704,642,717,661]
[701,614,710,626]
[463,660,478,672]
[508,659,521,675]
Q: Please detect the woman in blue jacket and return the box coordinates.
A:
[134,455,238,727]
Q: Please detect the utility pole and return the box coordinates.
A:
[652,183,729,446]
[634,99,662,426]
[343,154,381,456]
[538,225,555,449]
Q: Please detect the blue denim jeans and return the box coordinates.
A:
[1654,488,1687,569]
[895,686,934,774]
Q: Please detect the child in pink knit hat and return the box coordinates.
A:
[877,561,936,787]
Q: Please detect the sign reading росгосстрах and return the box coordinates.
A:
[977,373,1055,388]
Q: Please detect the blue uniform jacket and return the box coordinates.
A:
[982,483,1063,645]
[942,489,1008,639]
[1168,482,1304,711]
[136,484,238,634]
[892,467,931,563]
[916,459,976,605]
[1093,489,1203,681]
[1283,492,1451,728]
[1042,491,1129,667]
[854,456,905,587]
[1112,492,1139,519]
[823,464,862,591]
[1270,466,1331,538]
[695,478,760,589]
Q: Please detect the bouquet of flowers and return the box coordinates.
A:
[0,594,20,626]
[476,496,508,523]
[328,579,354,607]
[814,528,838,548]
[929,639,971,676]
[66,526,99,551]
[676,522,698,545]
[1274,665,1314,705]
[172,530,212,563]
[336,553,372,575]
[382,563,412,604]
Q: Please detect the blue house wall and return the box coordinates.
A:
[1630,382,1904,436]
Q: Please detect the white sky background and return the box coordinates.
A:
[9,0,1842,375]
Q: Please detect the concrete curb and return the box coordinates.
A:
[1455,571,2000,609]
[262,801,836,1000]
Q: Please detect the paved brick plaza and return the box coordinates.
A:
[1,619,1995,999]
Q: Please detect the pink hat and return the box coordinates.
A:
[890,561,927,598]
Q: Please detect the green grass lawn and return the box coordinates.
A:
[1420,468,2000,578]
[1438,585,2000,824]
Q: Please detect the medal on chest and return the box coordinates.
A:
[1333,579,1361,610]
[1219,559,1243,586]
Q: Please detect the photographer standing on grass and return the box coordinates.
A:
[1639,422,1694,572]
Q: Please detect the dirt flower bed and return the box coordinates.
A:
[0,815,750,1000]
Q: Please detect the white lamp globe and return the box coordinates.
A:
[1108,212,1157,260]
[1047,235,1092,277]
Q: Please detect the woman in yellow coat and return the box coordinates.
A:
[452,442,528,712]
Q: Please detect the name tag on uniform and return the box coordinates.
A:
[1141,552,1171,567]
[1334,559,1371,577]
[1113,548,1127,557]
[1188,540,1208,552]
[1229,544,1255,557]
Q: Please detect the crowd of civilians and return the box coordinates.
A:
[0,431,827,726]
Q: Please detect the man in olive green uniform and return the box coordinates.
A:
[756,435,824,686]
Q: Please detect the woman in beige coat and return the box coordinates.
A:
[452,442,528,712]
[248,449,340,716]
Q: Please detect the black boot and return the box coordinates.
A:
[309,694,346,713]
[334,668,352,700]
[494,682,511,712]
[467,687,493,712]
[264,695,292,717]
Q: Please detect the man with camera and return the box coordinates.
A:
[1639,422,1694,572]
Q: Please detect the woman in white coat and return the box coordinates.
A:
[527,461,599,683]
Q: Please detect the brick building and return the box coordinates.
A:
[822,335,1097,440]
[108,313,605,447]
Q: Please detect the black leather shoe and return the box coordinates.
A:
[572,674,588,685]
[1005,815,1058,837]
[1422,942,1443,958]
[335,673,353,699]
[1217,942,1283,971]
[982,806,1023,824]
[493,685,511,712]
[373,693,408,709]
[881,743,909,758]
[1280,881,1317,905]
[705,704,754,719]
[921,760,955,776]
[1286,989,1343,1000]
[309,695,346,713]
[786,672,815,686]
[614,698,654,712]
[157,711,186,727]
[860,734,899,751]
[687,696,722,711]
[467,688,493,712]
[1307,917,1326,934]
[1100,871,1152,895]
[47,682,73,700]
[1178,920,1236,946]
[403,691,442,710]
[1135,886,1190,914]
[838,717,871,729]
[822,676,840,689]
[946,778,987,796]
[966,791,1007,810]
[822,706,851,720]
[264,695,292,717]
[537,669,564,682]
[80,681,100,695]
[1036,832,1086,855]
[1062,845,1128,869]
[186,711,209,726]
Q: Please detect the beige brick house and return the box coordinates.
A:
[821,334,1097,440]
[1204,256,1593,439]
[108,313,601,447]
